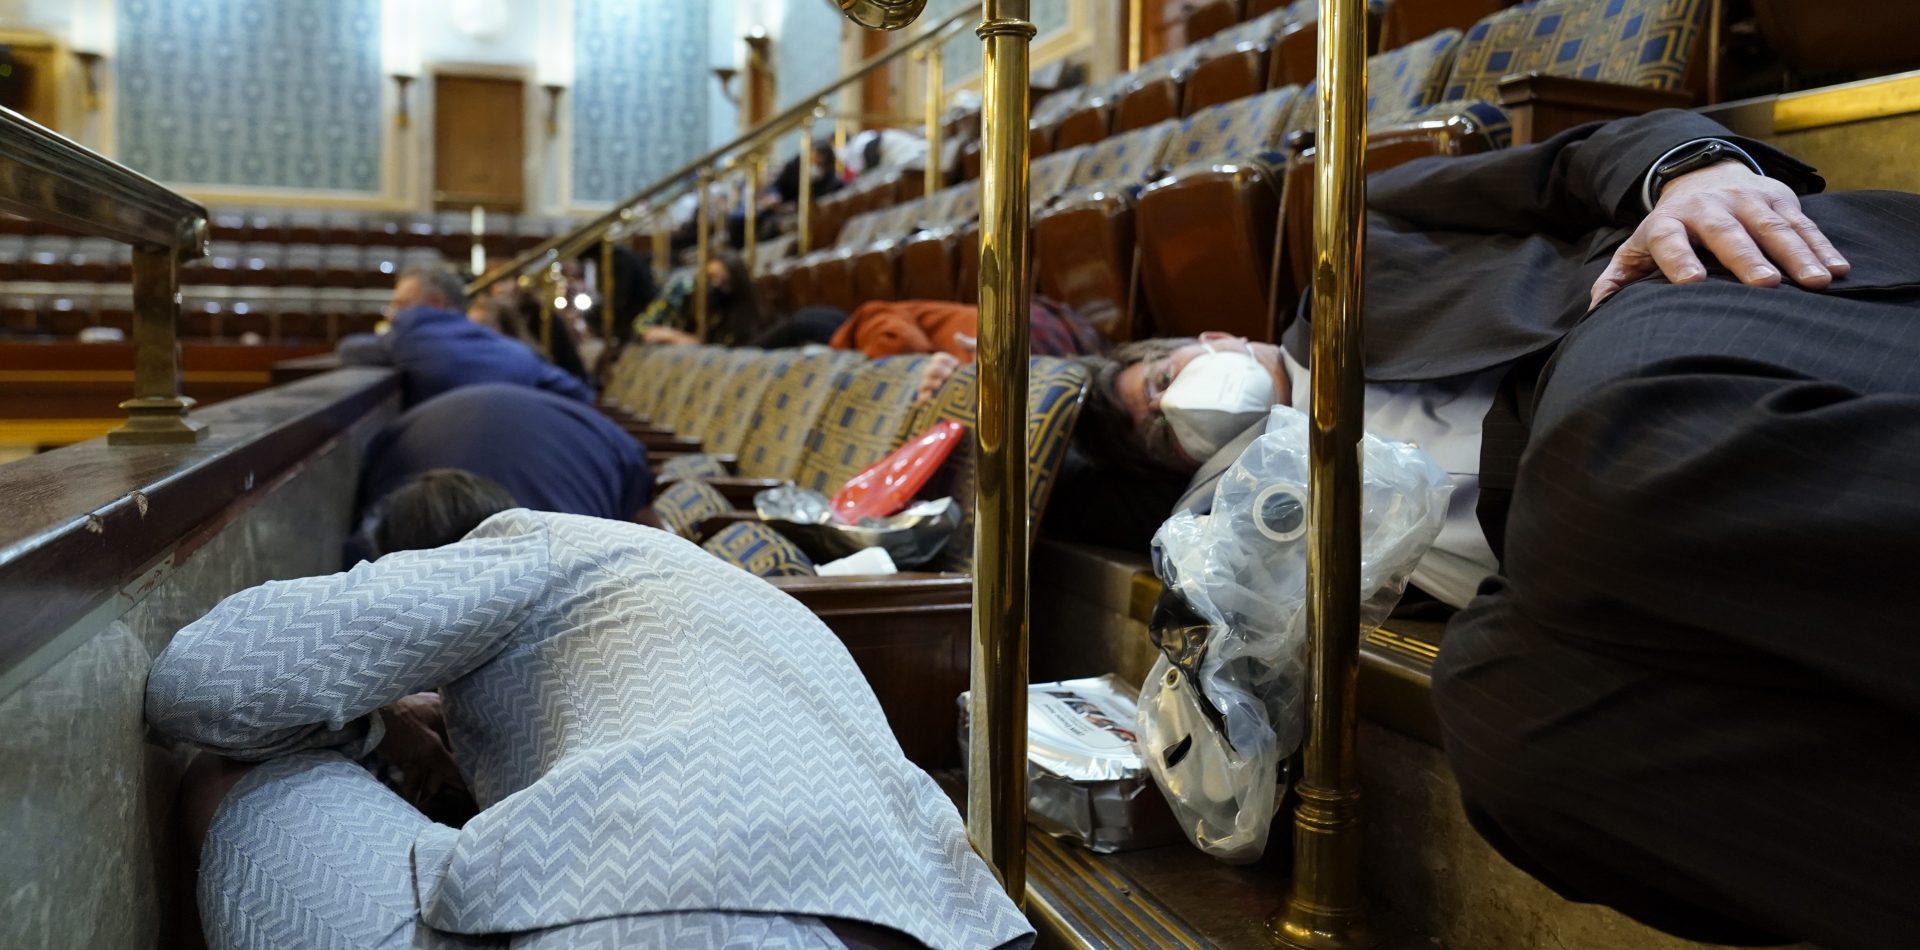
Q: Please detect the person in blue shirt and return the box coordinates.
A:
[352,383,653,562]
[342,263,595,408]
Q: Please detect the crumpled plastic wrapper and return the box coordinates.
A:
[1138,404,1453,863]
[960,675,1183,853]
[753,484,961,568]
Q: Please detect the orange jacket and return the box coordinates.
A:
[830,300,981,362]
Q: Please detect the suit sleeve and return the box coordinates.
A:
[144,520,552,760]
[534,359,596,404]
[1365,109,1825,240]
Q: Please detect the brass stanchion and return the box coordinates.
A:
[837,0,1035,898]
[973,0,1035,897]
[744,152,762,272]
[694,166,713,341]
[110,219,211,445]
[599,235,617,344]
[798,112,818,255]
[923,43,945,197]
[652,224,670,283]
[1128,0,1145,71]
[1271,0,1374,946]
[539,263,559,354]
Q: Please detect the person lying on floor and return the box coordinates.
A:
[1072,109,1920,950]
[147,472,1032,950]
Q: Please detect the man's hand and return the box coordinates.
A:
[916,352,961,405]
[378,692,463,804]
[1590,161,1850,309]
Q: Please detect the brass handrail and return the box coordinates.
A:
[466,4,976,298]
[0,107,210,445]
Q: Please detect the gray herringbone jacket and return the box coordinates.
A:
[147,510,1031,948]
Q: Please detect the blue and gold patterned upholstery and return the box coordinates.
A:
[1029,146,1092,213]
[1165,85,1305,167]
[1373,28,1466,121]
[735,349,862,479]
[1442,0,1708,101]
[1065,120,1181,192]
[673,349,757,440]
[925,181,981,230]
[652,478,732,539]
[615,345,685,421]
[658,453,731,482]
[1032,87,1086,130]
[702,521,817,578]
[792,355,930,495]
[704,350,794,456]
[1285,30,1467,135]
[907,357,1090,573]
[654,347,735,435]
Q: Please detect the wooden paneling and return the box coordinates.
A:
[433,73,526,212]
[0,367,399,679]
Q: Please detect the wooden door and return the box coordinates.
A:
[0,42,61,130]
[433,74,525,211]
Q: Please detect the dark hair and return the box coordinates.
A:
[372,469,517,556]
[709,251,766,346]
[1073,336,1197,476]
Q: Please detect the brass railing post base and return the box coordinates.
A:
[108,397,207,446]
[1270,781,1376,950]
[1268,913,1377,950]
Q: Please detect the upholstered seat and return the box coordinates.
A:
[1184,0,1246,44]
[1132,84,1309,343]
[908,146,1089,306]
[1030,120,1184,341]
[905,357,1090,573]
[702,521,817,577]
[1110,47,1212,134]
[1181,8,1296,113]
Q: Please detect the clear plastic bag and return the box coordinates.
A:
[1138,405,1453,862]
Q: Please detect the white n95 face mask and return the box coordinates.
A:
[1160,345,1276,460]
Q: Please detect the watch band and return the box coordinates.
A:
[1645,139,1765,208]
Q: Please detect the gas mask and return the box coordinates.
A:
[1158,343,1276,461]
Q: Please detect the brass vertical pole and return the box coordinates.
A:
[798,112,818,254]
[924,43,945,197]
[1271,0,1373,946]
[745,152,762,272]
[652,223,670,283]
[599,234,617,343]
[1128,0,1145,71]
[970,0,1035,898]
[539,264,558,353]
[695,166,713,341]
[110,220,210,445]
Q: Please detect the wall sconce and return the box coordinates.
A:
[712,67,740,106]
[391,73,415,128]
[73,51,105,112]
[542,83,566,138]
[744,27,772,67]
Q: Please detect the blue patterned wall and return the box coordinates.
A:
[115,0,384,193]
[935,0,1074,86]
[570,0,711,205]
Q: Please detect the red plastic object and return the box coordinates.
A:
[831,420,968,524]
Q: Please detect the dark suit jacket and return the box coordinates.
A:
[1179,110,1826,548]
[340,306,596,409]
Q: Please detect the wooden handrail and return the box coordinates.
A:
[465,4,976,297]
[0,107,210,444]
[0,108,207,253]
